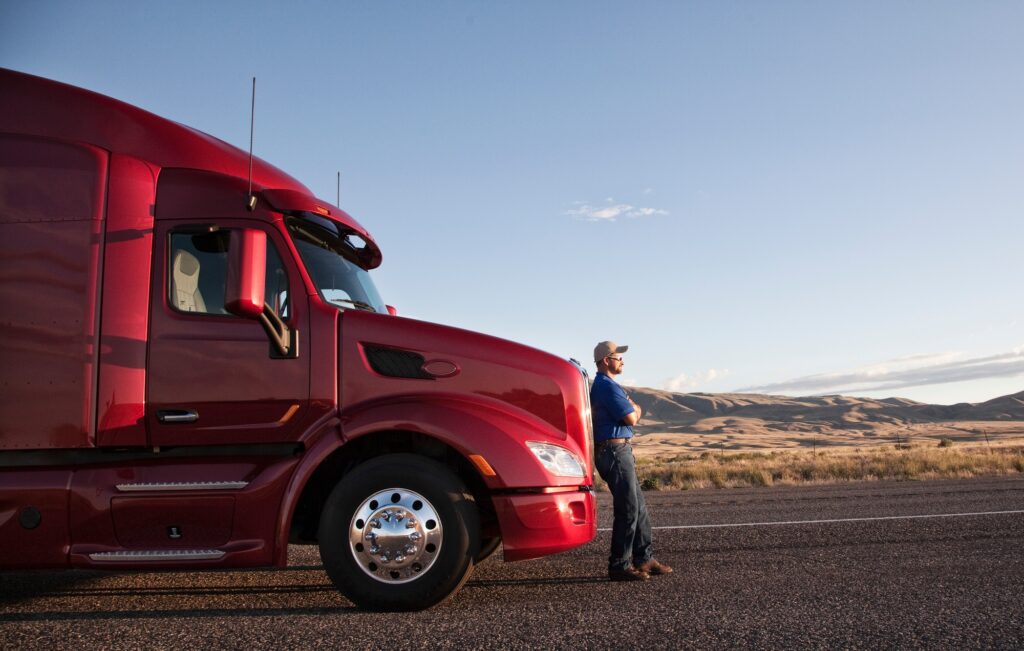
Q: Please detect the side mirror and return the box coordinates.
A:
[225,229,267,318]
[225,229,297,358]
[386,305,398,316]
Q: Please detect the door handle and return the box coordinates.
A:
[157,409,199,423]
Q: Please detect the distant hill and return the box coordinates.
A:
[619,387,1024,453]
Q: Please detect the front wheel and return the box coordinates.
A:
[474,537,502,564]
[318,454,480,611]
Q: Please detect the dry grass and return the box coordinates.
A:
[594,441,1024,491]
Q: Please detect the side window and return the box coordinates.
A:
[169,230,289,319]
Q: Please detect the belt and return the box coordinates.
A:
[596,438,630,447]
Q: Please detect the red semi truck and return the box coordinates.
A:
[0,69,596,610]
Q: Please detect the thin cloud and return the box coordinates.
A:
[565,197,668,222]
[662,368,729,392]
[737,348,1024,396]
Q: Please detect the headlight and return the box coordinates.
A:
[526,441,585,478]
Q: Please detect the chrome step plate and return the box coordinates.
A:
[89,549,225,561]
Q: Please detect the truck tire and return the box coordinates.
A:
[318,454,480,611]
[474,537,501,564]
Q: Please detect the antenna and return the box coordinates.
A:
[336,171,340,206]
[246,77,257,211]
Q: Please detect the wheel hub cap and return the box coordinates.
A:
[349,488,442,584]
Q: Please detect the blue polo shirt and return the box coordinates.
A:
[590,372,635,442]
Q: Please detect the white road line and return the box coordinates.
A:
[596,509,1024,532]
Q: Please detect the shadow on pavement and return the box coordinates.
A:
[465,575,608,588]
[0,605,356,622]
[2,582,338,600]
[0,571,107,606]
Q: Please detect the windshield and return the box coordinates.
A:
[286,213,387,313]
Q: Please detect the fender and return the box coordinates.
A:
[272,393,588,565]
[272,411,342,566]
[341,392,588,490]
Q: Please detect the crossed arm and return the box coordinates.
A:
[623,398,642,426]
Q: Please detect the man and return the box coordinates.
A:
[591,341,673,582]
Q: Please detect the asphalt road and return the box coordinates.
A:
[3,476,1023,649]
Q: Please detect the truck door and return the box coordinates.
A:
[146,215,310,447]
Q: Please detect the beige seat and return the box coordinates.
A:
[171,249,207,312]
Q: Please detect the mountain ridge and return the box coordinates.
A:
[620,387,1024,450]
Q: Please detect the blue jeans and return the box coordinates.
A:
[595,442,653,571]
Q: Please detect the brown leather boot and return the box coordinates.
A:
[636,559,673,575]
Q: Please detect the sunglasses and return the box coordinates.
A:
[606,356,624,362]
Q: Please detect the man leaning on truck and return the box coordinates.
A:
[591,341,673,582]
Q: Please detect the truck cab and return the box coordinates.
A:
[0,68,596,611]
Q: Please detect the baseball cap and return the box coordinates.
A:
[594,340,629,362]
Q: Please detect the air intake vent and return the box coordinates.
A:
[364,346,433,380]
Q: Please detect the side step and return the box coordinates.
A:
[115,481,249,492]
[89,549,226,562]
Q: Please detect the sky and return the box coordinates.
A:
[3,1,1022,405]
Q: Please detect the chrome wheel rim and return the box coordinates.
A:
[348,488,442,584]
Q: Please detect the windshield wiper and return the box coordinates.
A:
[331,297,377,312]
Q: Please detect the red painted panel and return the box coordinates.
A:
[112,496,234,548]
[68,455,300,569]
[338,310,596,492]
[0,134,107,449]
[340,310,571,437]
[494,491,596,562]
[0,469,73,569]
[1,68,308,196]
[342,398,576,490]
[95,154,157,447]
[306,300,341,427]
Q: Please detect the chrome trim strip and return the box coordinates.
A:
[115,481,249,492]
[89,549,225,561]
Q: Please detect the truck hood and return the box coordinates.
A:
[338,310,589,441]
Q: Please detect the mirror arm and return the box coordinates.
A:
[257,305,291,356]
